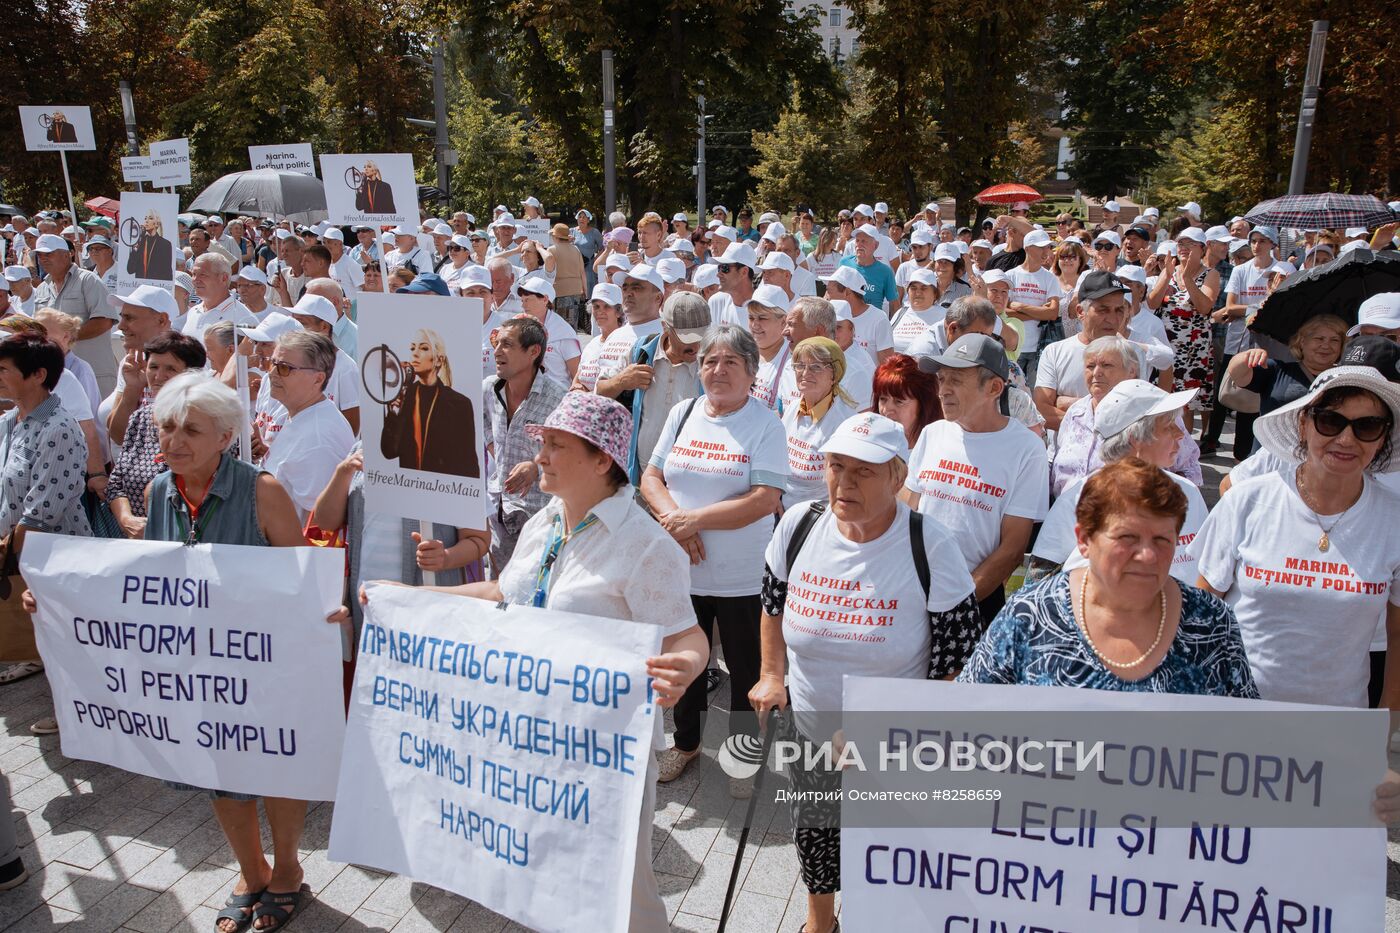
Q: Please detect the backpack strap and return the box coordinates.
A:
[676,396,700,435]
[784,501,827,577]
[907,509,931,601]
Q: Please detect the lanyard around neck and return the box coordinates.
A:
[532,512,601,607]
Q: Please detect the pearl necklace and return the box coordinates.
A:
[1075,572,1167,670]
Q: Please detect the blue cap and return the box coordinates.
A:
[396,272,451,296]
[1250,225,1280,246]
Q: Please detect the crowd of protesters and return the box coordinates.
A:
[0,193,1399,932]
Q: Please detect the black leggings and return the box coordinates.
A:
[672,594,762,752]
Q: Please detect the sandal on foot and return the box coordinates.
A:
[252,884,309,931]
[214,889,265,933]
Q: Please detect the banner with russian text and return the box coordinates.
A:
[329,584,661,933]
[20,534,347,801]
[838,678,1387,931]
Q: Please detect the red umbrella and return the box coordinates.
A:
[974,183,1043,205]
[84,196,120,219]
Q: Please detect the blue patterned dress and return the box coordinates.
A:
[957,572,1258,697]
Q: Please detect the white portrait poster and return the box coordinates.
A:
[320,153,415,227]
[19,105,95,151]
[116,191,180,293]
[355,291,485,529]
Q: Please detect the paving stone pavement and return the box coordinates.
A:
[4,434,1400,931]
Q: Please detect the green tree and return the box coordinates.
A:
[749,93,865,218]
[317,0,430,156]
[447,78,540,211]
[1049,0,1188,197]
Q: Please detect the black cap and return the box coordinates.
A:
[1079,269,1129,301]
[1125,226,1152,241]
[1341,335,1400,383]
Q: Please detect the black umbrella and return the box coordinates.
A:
[188,169,327,224]
[1251,248,1400,343]
[0,204,24,216]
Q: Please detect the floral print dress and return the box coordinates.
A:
[1159,268,1216,411]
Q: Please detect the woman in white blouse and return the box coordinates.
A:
[359,391,707,932]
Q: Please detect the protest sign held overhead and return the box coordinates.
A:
[356,291,484,528]
[249,143,316,175]
[838,677,1387,932]
[330,585,661,933]
[19,105,95,151]
[320,153,415,226]
[115,191,179,292]
[121,156,155,184]
[147,137,191,187]
[20,534,348,801]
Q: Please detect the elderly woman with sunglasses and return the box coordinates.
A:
[1193,366,1400,710]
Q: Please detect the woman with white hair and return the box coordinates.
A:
[1032,380,1206,582]
[1051,335,1202,496]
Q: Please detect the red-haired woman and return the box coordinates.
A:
[958,458,1256,696]
[871,354,942,448]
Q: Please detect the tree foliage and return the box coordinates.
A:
[749,92,867,219]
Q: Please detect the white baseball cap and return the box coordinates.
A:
[910,229,936,247]
[1104,200,1121,212]
[853,203,874,218]
[873,202,889,215]
[924,202,941,214]
[1345,227,1369,238]
[590,283,623,306]
[761,221,787,243]
[821,265,867,295]
[820,412,910,464]
[1011,201,1031,212]
[450,233,473,250]
[670,237,695,254]
[933,243,961,263]
[380,232,396,245]
[713,224,739,243]
[671,212,688,223]
[1144,207,1161,218]
[1177,227,1207,245]
[1349,293,1400,336]
[1229,238,1250,255]
[979,268,1010,287]
[692,264,720,290]
[458,266,493,291]
[1155,241,1179,257]
[604,253,633,272]
[1205,225,1232,243]
[518,274,556,302]
[323,227,345,242]
[718,241,759,269]
[1093,230,1122,248]
[241,311,303,343]
[493,213,517,229]
[706,219,723,230]
[760,251,794,273]
[3,266,32,283]
[290,293,339,326]
[1094,379,1199,439]
[758,211,781,225]
[108,284,178,317]
[1023,230,1052,248]
[655,257,688,284]
[237,266,269,286]
[906,266,938,288]
[1115,265,1148,287]
[521,196,542,209]
[1176,201,1201,218]
[1341,239,1370,255]
[626,264,664,292]
[854,223,880,240]
[1270,261,1297,276]
[33,233,70,253]
[970,238,993,251]
[173,271,194,294]
[390,224,417,237]
[431,221,452,237]
[274,228,297,241]
[750,283,790,314]
[830,299,853,323]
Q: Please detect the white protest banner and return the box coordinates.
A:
[249,143,316,176]
[18,105,95,151]
[839,678,1387,931]
[320,153,415,227]
[148,137,191,187]
[355,291,484,529]
[121,156,155,184]
[20,534,347,801]
[515,217,551,244]
[115,191,180,293]
[330,585,660,932]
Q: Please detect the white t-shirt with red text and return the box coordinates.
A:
[1224,260,1273,354]
[1192,470,1400,707]
[780,396,857,506]
[1006,265,1063,353]
[848,305,894,367]
[649,396,787,596]
[889,305,941,355]
[906,418,1049,572]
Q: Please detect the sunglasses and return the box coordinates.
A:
[1309,408,1389,442]
[718,264,741,274]
[1094,243,1117,251]
[269,360,318,377]
[448,245,466,252]
[791,362,833,375]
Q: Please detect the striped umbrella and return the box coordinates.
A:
[1243,193,1397,231]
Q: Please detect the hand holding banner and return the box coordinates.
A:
[329,584,660,932]
[20,534,347,801]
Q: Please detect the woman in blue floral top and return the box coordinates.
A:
[959,459,1257,697]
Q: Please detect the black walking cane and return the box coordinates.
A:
[717,710,781,932]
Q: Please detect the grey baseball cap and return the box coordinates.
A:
[917,333,1009,381]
